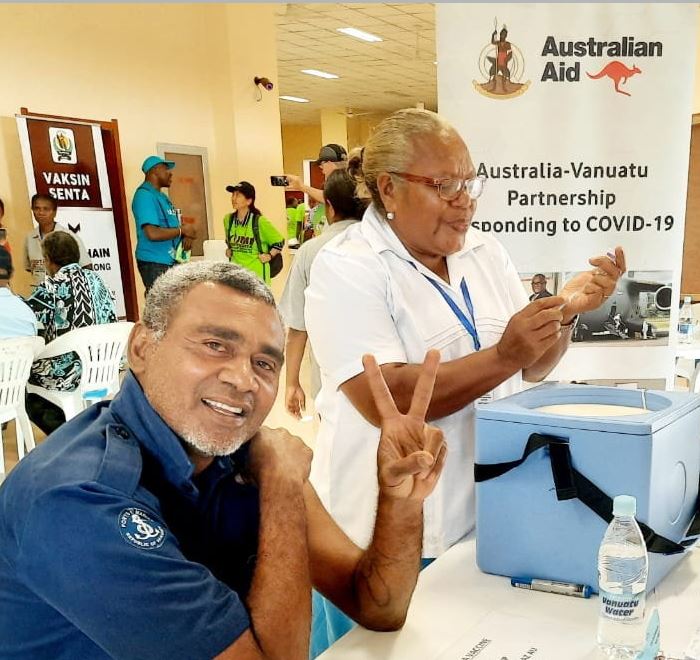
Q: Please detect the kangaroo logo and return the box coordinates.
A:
[587,61,642,97]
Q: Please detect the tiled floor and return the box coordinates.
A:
[2,252,318,476]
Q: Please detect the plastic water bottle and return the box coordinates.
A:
[597,495,649,659]
[679,296,694,344]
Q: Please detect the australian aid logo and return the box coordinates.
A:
[541,34,662,97]
[473,19,664,100]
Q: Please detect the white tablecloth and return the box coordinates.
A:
[320,535,700,659]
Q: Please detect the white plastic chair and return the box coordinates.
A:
[26,322,134,422]
[0,336,45,476]
[675,357,700,393]
[202,239,229,262]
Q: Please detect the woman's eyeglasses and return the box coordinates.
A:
[389,172,486,202]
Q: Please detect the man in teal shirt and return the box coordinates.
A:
[132,155,196,292]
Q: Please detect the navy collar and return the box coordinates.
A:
[110,371,237,498]
[233,210,252,227]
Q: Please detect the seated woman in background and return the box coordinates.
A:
[25,231,117,433]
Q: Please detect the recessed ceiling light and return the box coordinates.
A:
[279,95,310,103]
[301,69,339,79]
[337,27,383,43]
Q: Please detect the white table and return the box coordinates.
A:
[320,535,700,659]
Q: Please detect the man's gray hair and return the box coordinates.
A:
[143,261,278,339]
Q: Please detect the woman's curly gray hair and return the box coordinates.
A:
[142,261,279,340]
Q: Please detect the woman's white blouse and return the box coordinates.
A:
[304,204,529,557]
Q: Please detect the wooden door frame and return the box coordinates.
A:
[19,107,138,320]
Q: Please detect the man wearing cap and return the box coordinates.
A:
[285,143,348,204]
[0,246,37,339]
[132,156,196,292]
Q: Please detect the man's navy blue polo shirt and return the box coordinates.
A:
[0,372,259,659]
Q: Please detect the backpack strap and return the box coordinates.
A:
[224,213,236,248]
[251,214,267,279]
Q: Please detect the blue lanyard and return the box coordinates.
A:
[419,270,481,351]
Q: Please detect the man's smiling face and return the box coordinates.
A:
[130,282,284,458]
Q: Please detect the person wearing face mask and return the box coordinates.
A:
[24,193,91,288]
[304,108,626,650]
[224,181,284,285]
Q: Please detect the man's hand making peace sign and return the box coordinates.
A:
[301,350,448,639]
[363,349,447,501]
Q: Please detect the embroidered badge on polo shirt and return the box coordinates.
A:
[118,508,166,550]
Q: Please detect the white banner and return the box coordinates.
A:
[437,3,697,382]
[16,116,126,316]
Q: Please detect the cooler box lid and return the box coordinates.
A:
[476,383,700,435]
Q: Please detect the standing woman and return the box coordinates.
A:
[304,108,625,652]
[223,181,284,285]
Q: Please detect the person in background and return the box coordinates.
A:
[25,231,116,433]
[0,197,10,253]
[24,193,91,288]
[224,181,284,285]
[285,143,348,205]
[0,261,447,659]
[132,155,196,293]
[304,109,625,651]
[279,168,367,419]
[529,273,553,301]
[286,195,303,249]
[0,246,37,338]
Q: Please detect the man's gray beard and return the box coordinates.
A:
[181,429,246,458]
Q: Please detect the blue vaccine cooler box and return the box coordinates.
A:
[474,384,700,592]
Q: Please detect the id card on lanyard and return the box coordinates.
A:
[413,264,494,403]
[416,268,481,352]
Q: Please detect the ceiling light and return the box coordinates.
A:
[301,69,339,79]
[337,27,383,43]
[279,95,310,103]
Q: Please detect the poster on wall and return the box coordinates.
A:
[436,3,697,382]
[16,115,126,317]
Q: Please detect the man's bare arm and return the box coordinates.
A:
[342,296,566,425]
[215,428,312,659]
[143,224,196,242]
[306,352,447,631]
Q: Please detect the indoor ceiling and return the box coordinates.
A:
[275,3,436,124]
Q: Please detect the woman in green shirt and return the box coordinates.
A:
[224,181,284,284]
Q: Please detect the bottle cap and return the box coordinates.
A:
[684,296,692,304]
[613,495,636,517]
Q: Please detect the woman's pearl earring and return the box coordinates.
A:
[386,211,395,221]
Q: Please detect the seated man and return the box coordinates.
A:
[0,261,446,659]
[0,246,37,338]
[25,231,117,432]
